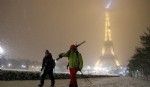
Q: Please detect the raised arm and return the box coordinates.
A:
[56,50,70,61]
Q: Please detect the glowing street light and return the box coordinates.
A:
[0,46,4,54]
[21,65,26,68]
[0,46,3,68]
[8,63,12,67]
[1,65,4,68]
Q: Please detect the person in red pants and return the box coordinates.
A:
[57,45,83,87]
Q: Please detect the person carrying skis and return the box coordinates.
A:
[38,50,55,87]
[57,45,83,87]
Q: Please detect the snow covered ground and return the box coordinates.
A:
[0,77,150,87]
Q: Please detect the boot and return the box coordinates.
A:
[69,84,78,87]
[38,84,43,87]
[69,84,72,87]
[50,85,54,87]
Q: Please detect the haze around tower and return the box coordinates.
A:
[0,0,150,67]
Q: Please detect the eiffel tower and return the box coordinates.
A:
[95,1,120,72]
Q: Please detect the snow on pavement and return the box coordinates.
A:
[0,77,150,87]
[79,77,150,87]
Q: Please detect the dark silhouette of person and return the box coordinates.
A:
[38,50,55,87]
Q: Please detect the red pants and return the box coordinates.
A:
[69,68,77,87]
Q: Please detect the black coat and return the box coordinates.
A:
[41,55,55,71]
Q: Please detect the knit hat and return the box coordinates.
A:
[70,45,77,50]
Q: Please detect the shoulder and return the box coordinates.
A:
[43,57,46,60]
[77,52,82,57]
[77,51,81,54]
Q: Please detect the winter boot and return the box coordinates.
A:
[75,85,78,87]
[38,84,43,87]
[69,84,72,87]
[69,84,78,87]
[50,85,54,87]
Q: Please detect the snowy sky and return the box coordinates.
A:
[0,0,150,67]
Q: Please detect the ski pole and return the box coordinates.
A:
[40,67,45,76]
[79,71,92,84]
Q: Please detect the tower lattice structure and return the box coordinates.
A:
[95,8,120,69]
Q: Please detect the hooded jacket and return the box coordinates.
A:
[60,51,83,70]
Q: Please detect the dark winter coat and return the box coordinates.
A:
[41,54,55,71]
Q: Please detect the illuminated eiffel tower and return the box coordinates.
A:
[95,0,120,71]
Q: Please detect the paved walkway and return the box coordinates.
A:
[0,77,150,87]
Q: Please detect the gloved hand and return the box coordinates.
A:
[78,68,81,71]
[77,67,81,71]
[56,58,60,61]
[67,65,69,70]
[40,68,43,71]
[59,54,63,58]
[67,63,69,69]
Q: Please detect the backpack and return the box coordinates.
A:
[44,57,56,69]
[52,59,56,68]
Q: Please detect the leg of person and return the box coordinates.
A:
[39,70,47,87]
[48,69,55,87]
[69,68,78,87]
